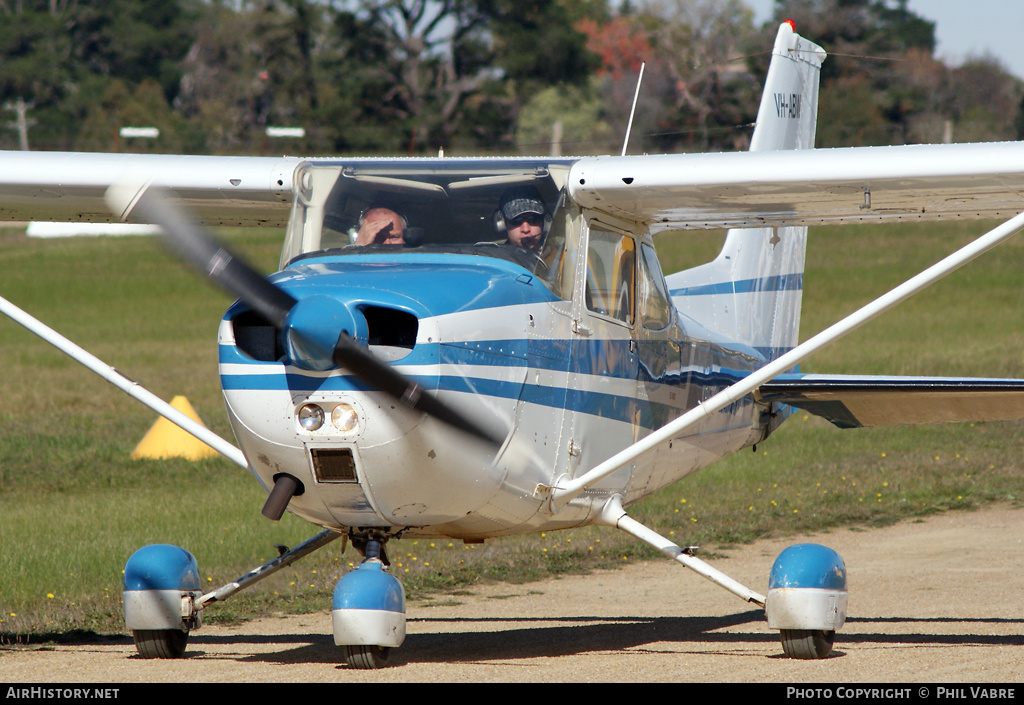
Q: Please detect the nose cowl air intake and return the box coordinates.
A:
[281,295,368,371]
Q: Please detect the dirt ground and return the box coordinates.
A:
[4,505,1024,683]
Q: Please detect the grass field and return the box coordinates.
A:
[1,217,1022,639]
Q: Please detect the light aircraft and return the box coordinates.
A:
[3,21,1024,668]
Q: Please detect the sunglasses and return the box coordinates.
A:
[508,213,543,227]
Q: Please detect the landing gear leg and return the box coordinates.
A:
[123,531,342,659]
[596,495,848,661]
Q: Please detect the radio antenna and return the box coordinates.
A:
[621,61,646,156]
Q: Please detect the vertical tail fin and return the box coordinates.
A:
[666,22,826,361]
[749,20,825,152]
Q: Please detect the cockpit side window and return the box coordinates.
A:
[536,193,580,301]
[585,228,636,326]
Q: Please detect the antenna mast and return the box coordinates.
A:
[621,62,645,157]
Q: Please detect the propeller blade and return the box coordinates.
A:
[109,184,298,328]
[332,334,506,447]
[106,182,505,450]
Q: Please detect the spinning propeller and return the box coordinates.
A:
[105,183,505,518]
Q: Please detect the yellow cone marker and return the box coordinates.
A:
[131,396,220,461]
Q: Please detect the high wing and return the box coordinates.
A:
[0,151,300,226]
[5,140,1024,230]
[561,135,1024,442]
[758,374,1024,429]
[567,141,1024,231]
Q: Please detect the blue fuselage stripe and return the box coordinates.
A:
[220,253,766,431]
[670,273,803,298]
[220,354,755,431]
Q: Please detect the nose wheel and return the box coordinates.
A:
[342,644,392,669]
[333,535,406,669]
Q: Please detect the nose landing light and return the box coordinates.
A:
[331,404,359,433]
[298,404,325,431]
[294,401,362,436]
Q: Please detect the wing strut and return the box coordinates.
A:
[537,209,1024,511]
[0,294,249,469]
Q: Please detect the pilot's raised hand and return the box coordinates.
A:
[355,207,405,245]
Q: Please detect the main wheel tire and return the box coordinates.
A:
[780,629,834,659]
[342,644,391,669]
[132,629,189,659]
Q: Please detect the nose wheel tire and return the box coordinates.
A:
[342,644,391,669]
[779,629,834,659]
[132,629,189,659]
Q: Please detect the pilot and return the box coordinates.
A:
[495,187,548,253]
[355,206,406,246]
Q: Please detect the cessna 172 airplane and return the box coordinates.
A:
[4,21,1024,668]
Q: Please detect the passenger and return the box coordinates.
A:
[496,187,547,253]
[355,207,406,246]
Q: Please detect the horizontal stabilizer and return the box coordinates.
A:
[757,374,1024,429]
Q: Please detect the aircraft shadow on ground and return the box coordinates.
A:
[186,610,1024,666]
[7,611,1023,666]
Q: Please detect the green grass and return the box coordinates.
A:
[1,218,1022,639]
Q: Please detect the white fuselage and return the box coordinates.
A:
[218,251,770,540]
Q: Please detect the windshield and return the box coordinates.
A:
[281,158,578,296]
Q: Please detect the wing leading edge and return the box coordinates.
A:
[8,140,1024,231]
[0,151,302,226]
[567,141,1024,232]
[757,374,1024,429]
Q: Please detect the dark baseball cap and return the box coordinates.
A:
[499,187,545,221]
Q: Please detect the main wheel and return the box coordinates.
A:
[132,629,189,659]
[342,644,391,669]
[779,629,834,659]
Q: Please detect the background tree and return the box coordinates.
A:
[1,0,1020,155]
[763,0,1023,146]
[575,10,654,154]
[578,1,761,154]
[327,0,497,153]
[1,3,77,150]
[75,78,187,153]
[645,0,759,152]
[175,1,331,155]
[515,83,613,155]
[938,58,1022,143]
[1,0,197,151]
